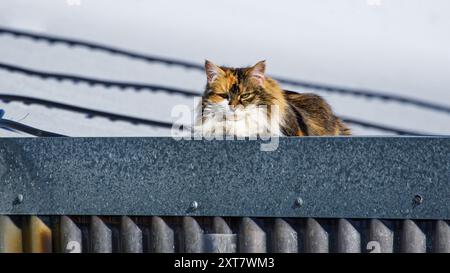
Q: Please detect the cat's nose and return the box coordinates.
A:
[229,102,237,112]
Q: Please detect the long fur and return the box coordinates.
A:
[196,60,351,137]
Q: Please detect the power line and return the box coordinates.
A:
[0,94,428,136]
[0,27,202,70]
[0,94,176,129]
[277,78,450,114]
[2,61,450,121]
[0,118,66,137]
[340,117,426,136]
[1,27,449,114]
[0,62,199,97]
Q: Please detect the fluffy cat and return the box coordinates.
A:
[195,60,351,137]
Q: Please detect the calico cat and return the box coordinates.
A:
[195,60,351,137]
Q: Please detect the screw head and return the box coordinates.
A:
[16,194,23,204]
[189,201,198,211]
[294,197,304,207]
[413,194,423,205]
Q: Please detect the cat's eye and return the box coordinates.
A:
[241,93,251,100]
[218,93,228,99]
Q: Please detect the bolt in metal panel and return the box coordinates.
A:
[400,220,426,253]
[271,218,298,253]
[149,216,174,253]
[90,216,112,253]
[0,216,23,253]
[204,217,236,253]
[433,220,450,253]
[368,219,394,253]
[181,217,203,253]
[59,216,82,253]
[239,217,266,253]
[336,219,361,253]
[23,216,52,253]
[120,216,142,253]
[304,218,328,253]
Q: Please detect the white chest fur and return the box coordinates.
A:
[195,100,283,137]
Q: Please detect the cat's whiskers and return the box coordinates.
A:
[197,101,282,137]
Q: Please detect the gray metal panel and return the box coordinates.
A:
[368,219,394,253]
[0,137,449,219]
[120,216,142,253]
[239,217,267,253]
[1,215,450,253]
[337,219,361,253]
[204,217,236,253]
[181,217,203,253]
[271,218,298,253]
[149,216,174,253]
[59,216,82,253]
[204,234,237,253]
[433,220,450,253]
[400,220,426,253]
[212,217,232,234]
[304,218,329,253]
[90,216,112,253]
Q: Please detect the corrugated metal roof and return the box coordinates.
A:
[1,216,449,253]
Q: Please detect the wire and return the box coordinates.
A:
[0,27,203,69]
[0,118,66,137]
[0,94,177,129]
[1,27,449,114]
[340,117,427,136]
[2,61,450,119]
[0,94,428,136]
[277,78,450,114]
[0,62,199,97]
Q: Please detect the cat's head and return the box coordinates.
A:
[202,60,276,110]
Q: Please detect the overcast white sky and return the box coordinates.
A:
[2,0,450,100]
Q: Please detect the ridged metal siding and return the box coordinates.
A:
[0,216,449,253]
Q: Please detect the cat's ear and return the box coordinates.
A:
[205,60,224,84]
[248,60,266,85]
